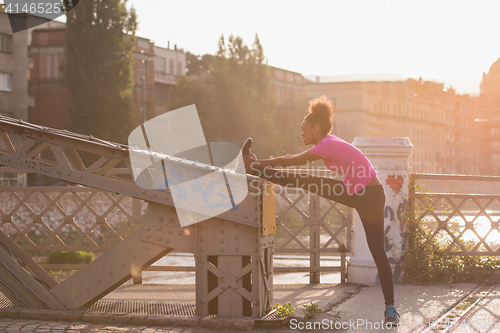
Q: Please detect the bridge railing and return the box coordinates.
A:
[0,168,353,284]
[11,171,499,283]
[409,173,500,255]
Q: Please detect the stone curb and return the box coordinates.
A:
[0,308,258,331]
[289,283,366,323]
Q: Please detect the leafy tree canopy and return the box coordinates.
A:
[171,34,283,158]
[185,52,214,76]
[64,0,138,144]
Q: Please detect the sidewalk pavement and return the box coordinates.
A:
[311,283,478,332]
[0,283,481,332]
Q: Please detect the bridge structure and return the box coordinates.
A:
[0,116,276,318]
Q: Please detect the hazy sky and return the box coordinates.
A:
[124,0,500,94]
[6,0,499,94]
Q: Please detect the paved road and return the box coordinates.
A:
[450,284,500,333]
[305,283,480,333]
[0,318,293,333]
[4,283,498,332]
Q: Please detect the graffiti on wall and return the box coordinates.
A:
[375,173,408,284]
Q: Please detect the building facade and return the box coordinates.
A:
[268,66,309,153]
[153,44,186,117]
[269,66,305,106]
[303,78,481,174]
[0,12,56,185]
[28,24,68,130]
[0,11,52,121]
[479,58,500,175]
[28,24,186,130]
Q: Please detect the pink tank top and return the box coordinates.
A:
[309,135,377,194]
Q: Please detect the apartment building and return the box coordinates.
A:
[269,66,305,106]
[0,12,51,120]
[303,78,481,174]
[0,12,56,185]
[28,26,185,128]
[479,58,500,175]
[153,44,186,117]
[28,24,68,129]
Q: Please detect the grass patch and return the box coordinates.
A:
[48,251,94,264]
[302,302,323,321]
[272,302,294,317]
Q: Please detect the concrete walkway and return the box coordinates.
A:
[0,283,484,332]
[310,283,478,332]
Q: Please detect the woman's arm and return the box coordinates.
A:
[243,150,321,170]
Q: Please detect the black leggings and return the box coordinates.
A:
[257,168,394,306]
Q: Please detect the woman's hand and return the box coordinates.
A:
[243,154,256,166]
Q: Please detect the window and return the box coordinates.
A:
[47,54,59,79]
[0,73,13,92]
[177,60,182,76]
[55,54,60,78]
[169,59,174,74]
[155,56,166,73]
[46,54,60,79]
[47,54,51,79]
[0,34,12,53]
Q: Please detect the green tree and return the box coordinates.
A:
[63,0,138,144]
[172,34,281,158]
[185,52,214,76]
[275,88,310,155]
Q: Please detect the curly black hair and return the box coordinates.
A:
[304,95,335,135]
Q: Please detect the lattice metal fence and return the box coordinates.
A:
[409,174,500,255]
[0,186,145,253]
[273,186,352,283]
[0,180,353,283]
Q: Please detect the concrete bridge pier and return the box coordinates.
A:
[348,137,413,285]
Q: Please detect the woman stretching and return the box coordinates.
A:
[243,95,400,325]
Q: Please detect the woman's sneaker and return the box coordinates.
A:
[384,305,400,326]
[242,138,253,155]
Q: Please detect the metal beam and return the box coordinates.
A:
[50,228,172,309]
